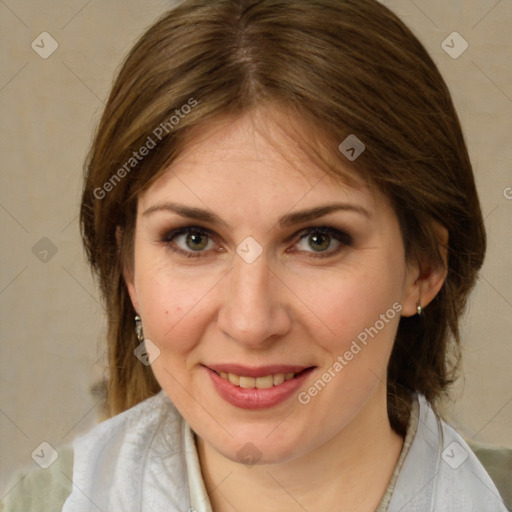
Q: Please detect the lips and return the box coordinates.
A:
[204,364,315,409]
[218,371,296,389]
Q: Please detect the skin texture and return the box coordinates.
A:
[124,108,447,511]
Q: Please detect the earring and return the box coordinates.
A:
[416,292,423,316]
[135,315,144,342]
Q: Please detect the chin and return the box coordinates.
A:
[218,437,302,467]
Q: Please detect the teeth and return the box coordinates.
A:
[273,374,285,385]
[255,375,274,389]
[218,371,298,388]
[239,376,256,388]
[228,373,240,386]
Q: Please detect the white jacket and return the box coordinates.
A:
[62,390,508,512]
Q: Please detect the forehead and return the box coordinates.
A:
[141,107,378,210]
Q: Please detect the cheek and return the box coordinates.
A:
[133,256,221,354]
[291,257,405,354]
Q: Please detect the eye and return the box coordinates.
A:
[292,227,352,258]
[162,227,218,258]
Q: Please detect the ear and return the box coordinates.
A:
[116,225,140,314]
[401,222,449,317]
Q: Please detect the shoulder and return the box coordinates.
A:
[62,390,190,511]
[391,394,509,512]
[68,389,183,486]
[435,417,508,511]
[75,389,177,442]
[0,444,73,512]
[466,438,512,511]
[0,391,179,512]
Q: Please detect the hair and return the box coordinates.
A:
[81,0,486,435]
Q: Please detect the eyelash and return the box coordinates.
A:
[161,225,353,260]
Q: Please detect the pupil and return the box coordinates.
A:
[187,232,208,250]
[310,233,330,251]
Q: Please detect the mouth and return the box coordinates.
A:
[215,369,307,389]
[204,364,316,409]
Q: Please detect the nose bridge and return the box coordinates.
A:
[218,253,290,346]
[233,255,272,308]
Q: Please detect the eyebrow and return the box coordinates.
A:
[142,201,371,229]
[279,203,371,227]
[143,202,230,228]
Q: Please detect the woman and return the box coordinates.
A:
[3,0,509,510]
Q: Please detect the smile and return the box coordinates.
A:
[216,371,296,389]
[205,365,315,409]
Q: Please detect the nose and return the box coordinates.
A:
[217,253,292,349]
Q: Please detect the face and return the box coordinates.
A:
[125,108,421,465]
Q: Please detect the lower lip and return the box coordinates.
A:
[205,367,315,410]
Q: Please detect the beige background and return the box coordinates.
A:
[0,0,511,497]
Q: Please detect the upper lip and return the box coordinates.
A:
[205,363,314,378]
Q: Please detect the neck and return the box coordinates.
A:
[197,385,404,512]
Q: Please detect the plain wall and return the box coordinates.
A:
[1,0,511,496]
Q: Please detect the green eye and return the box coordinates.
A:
[308,233,331,252]
[185,232,209,251]
[294,227,352,258]
[163,227,216,258]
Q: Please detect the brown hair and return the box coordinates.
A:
[81,0,485,434]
